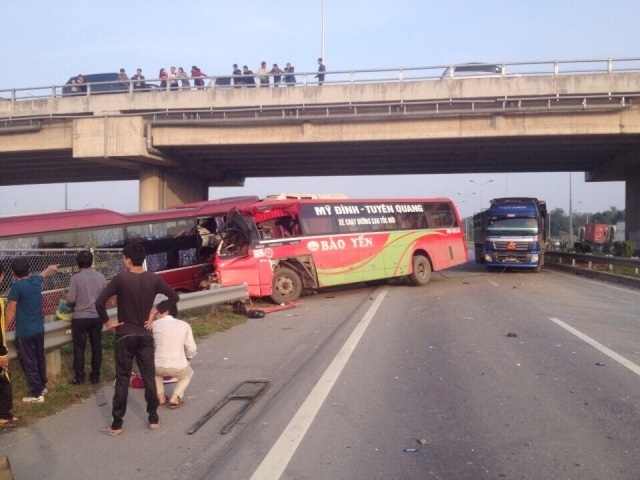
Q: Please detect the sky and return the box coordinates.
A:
[2,0,639,217]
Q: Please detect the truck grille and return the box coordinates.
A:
[493,241,531,251]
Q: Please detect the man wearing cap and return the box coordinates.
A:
[5,259,59,403]
[66,250,106,385]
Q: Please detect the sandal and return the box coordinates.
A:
[168,398,183,409]
[101,426,123,436]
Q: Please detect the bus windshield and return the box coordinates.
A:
[487,217,539,235]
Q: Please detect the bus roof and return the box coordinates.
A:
[0,196,259,237]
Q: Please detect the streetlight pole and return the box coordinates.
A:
[321,0,325,61]
[569,173,573,246]
[457,192,476,240]
[469,179,494,207]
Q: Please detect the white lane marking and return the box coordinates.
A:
[549,317,640,376]
[250,287,389,480]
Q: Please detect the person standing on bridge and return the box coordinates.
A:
[159,68,168,89]
[284,62,296,86]
[191,66,206,89]
[131,68,145,90]
[258,61,270,87]
[169,67,179,90]
[232,64,242,87]
[242,65,255,87]
[177,67,190,90]
[96,243,178,436]
[270,63,283,86]
[117,68,129,90]
[315,58,326,86]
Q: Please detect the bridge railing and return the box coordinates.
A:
[2,57,640,102]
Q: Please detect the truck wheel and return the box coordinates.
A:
[271,267,302,303]
[408,255,432,286]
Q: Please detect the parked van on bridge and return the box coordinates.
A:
[62,73,157,95]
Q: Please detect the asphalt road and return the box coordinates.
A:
[1,262,639,480]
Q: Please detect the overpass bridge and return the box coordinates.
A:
[1,58,639,242]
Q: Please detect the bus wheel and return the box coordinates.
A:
[271,267,303,303]
[408,255,432,286]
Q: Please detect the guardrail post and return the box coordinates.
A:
[571,258,576,266]
[588,260,592,269]
[607,58,613,73]
[46,350,63,377]
[553,62,559,75]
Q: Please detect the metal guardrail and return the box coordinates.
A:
[546,251,640,270]
[545,252,640,289]
[4,283,249,360]
[1,57,640,102]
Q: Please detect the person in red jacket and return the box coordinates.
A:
[191,66,206,89]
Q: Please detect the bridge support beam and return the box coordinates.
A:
[139,167,208,211]
[625,170,640,245]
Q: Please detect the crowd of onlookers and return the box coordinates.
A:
[69,58,326,92]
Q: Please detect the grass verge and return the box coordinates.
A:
[1,304,249,432]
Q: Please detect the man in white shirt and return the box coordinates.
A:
[150,300,197,409]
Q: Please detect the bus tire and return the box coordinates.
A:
[271,267,303,303]
[408,255,431,286]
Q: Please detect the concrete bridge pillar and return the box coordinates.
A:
[625,170,640,246]
[139,167,208,211]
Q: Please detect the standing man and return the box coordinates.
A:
[270,63,283,86]
[131,68,145,90]
[315,58,326,86]
[117,68,129,90]
[66,250,106,385]
[0,264,18,425]
[284,62,296,86]
[257,61,270,87]
[149,300,197,409]
[232,64,242,87]
[96,243,178,436]
[6,259,59,403]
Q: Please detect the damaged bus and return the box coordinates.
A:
[214,195,468,303]
[0,196,258,294]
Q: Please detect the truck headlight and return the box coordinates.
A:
[531,254,539,263]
